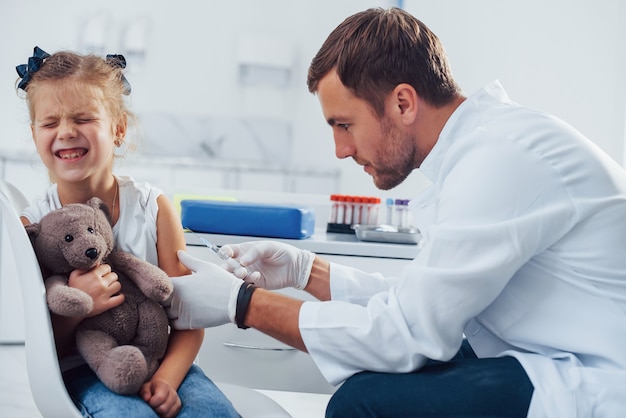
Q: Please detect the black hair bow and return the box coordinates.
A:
[106,54,132,95]
[16,46,50,91]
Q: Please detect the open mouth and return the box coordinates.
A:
[56,148,88,160]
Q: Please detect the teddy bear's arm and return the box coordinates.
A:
[107,251,173,303]
[45,274,93,317]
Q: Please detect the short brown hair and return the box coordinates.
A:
[307,7,461,115]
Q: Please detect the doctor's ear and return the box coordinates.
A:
[392,83,418,124]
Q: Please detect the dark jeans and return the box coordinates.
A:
[326,340,533,418]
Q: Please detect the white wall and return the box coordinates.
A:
[1,0,625,203]
[406,0,626,161]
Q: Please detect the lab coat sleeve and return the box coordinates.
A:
[328,262,399,305]
[299,291,431,386]
[300,221,533,385]
[300,133,578,387]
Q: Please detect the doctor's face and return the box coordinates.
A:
[317,70,416,190]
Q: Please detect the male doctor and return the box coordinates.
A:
[167,7,626,417]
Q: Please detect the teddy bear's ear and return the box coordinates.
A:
[87,196,113,225]
[24,223,41,245]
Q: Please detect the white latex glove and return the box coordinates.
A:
[166,250,244,330]
[219,241,315,290]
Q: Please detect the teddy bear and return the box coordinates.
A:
[25,197,174,395]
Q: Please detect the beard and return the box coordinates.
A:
[369,116,417,190]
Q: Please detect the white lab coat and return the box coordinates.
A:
[300,81,626,417]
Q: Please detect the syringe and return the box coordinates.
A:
[186,229,247,274]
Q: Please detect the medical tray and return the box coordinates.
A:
[353,224,421,245]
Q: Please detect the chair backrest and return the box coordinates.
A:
[0,189,82,417]
[0,180,30,213]
[0,180,27,343]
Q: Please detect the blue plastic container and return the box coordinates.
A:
[181,200,316,239]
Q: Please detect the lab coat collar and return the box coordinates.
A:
[418,80,511,183]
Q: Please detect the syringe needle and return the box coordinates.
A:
[200,238,241,267]
[188,231,247,273]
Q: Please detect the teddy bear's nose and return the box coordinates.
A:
[85,248,99,260]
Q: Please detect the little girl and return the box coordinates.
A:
[16,47,240,418]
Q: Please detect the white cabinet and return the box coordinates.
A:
[194,303,336,394]
[187,231,417,394]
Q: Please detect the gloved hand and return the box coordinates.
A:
[219,241,315,290]
[165,250,244,330]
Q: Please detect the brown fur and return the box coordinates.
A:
[26,197,173,395]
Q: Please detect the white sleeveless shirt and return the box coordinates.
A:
[22,175,163,371]
[21,175,162,266]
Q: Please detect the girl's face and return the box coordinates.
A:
[30,80,125,185]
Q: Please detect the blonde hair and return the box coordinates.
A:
[20,50,135,146]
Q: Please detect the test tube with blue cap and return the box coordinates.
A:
[385,198,394,225]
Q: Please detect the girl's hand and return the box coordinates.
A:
[139,379,181,418]
[67,263,124,317]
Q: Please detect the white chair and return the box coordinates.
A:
[0,180,28,343]
[0,188,81,417]
[0,185,291,418]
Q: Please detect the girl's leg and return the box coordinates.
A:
[176,364,240,418]
[63,364,157,418]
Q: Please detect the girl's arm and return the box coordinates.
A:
[140,195,205,416]
[56,265,125,355]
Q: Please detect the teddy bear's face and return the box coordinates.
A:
[27,198,115,275]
